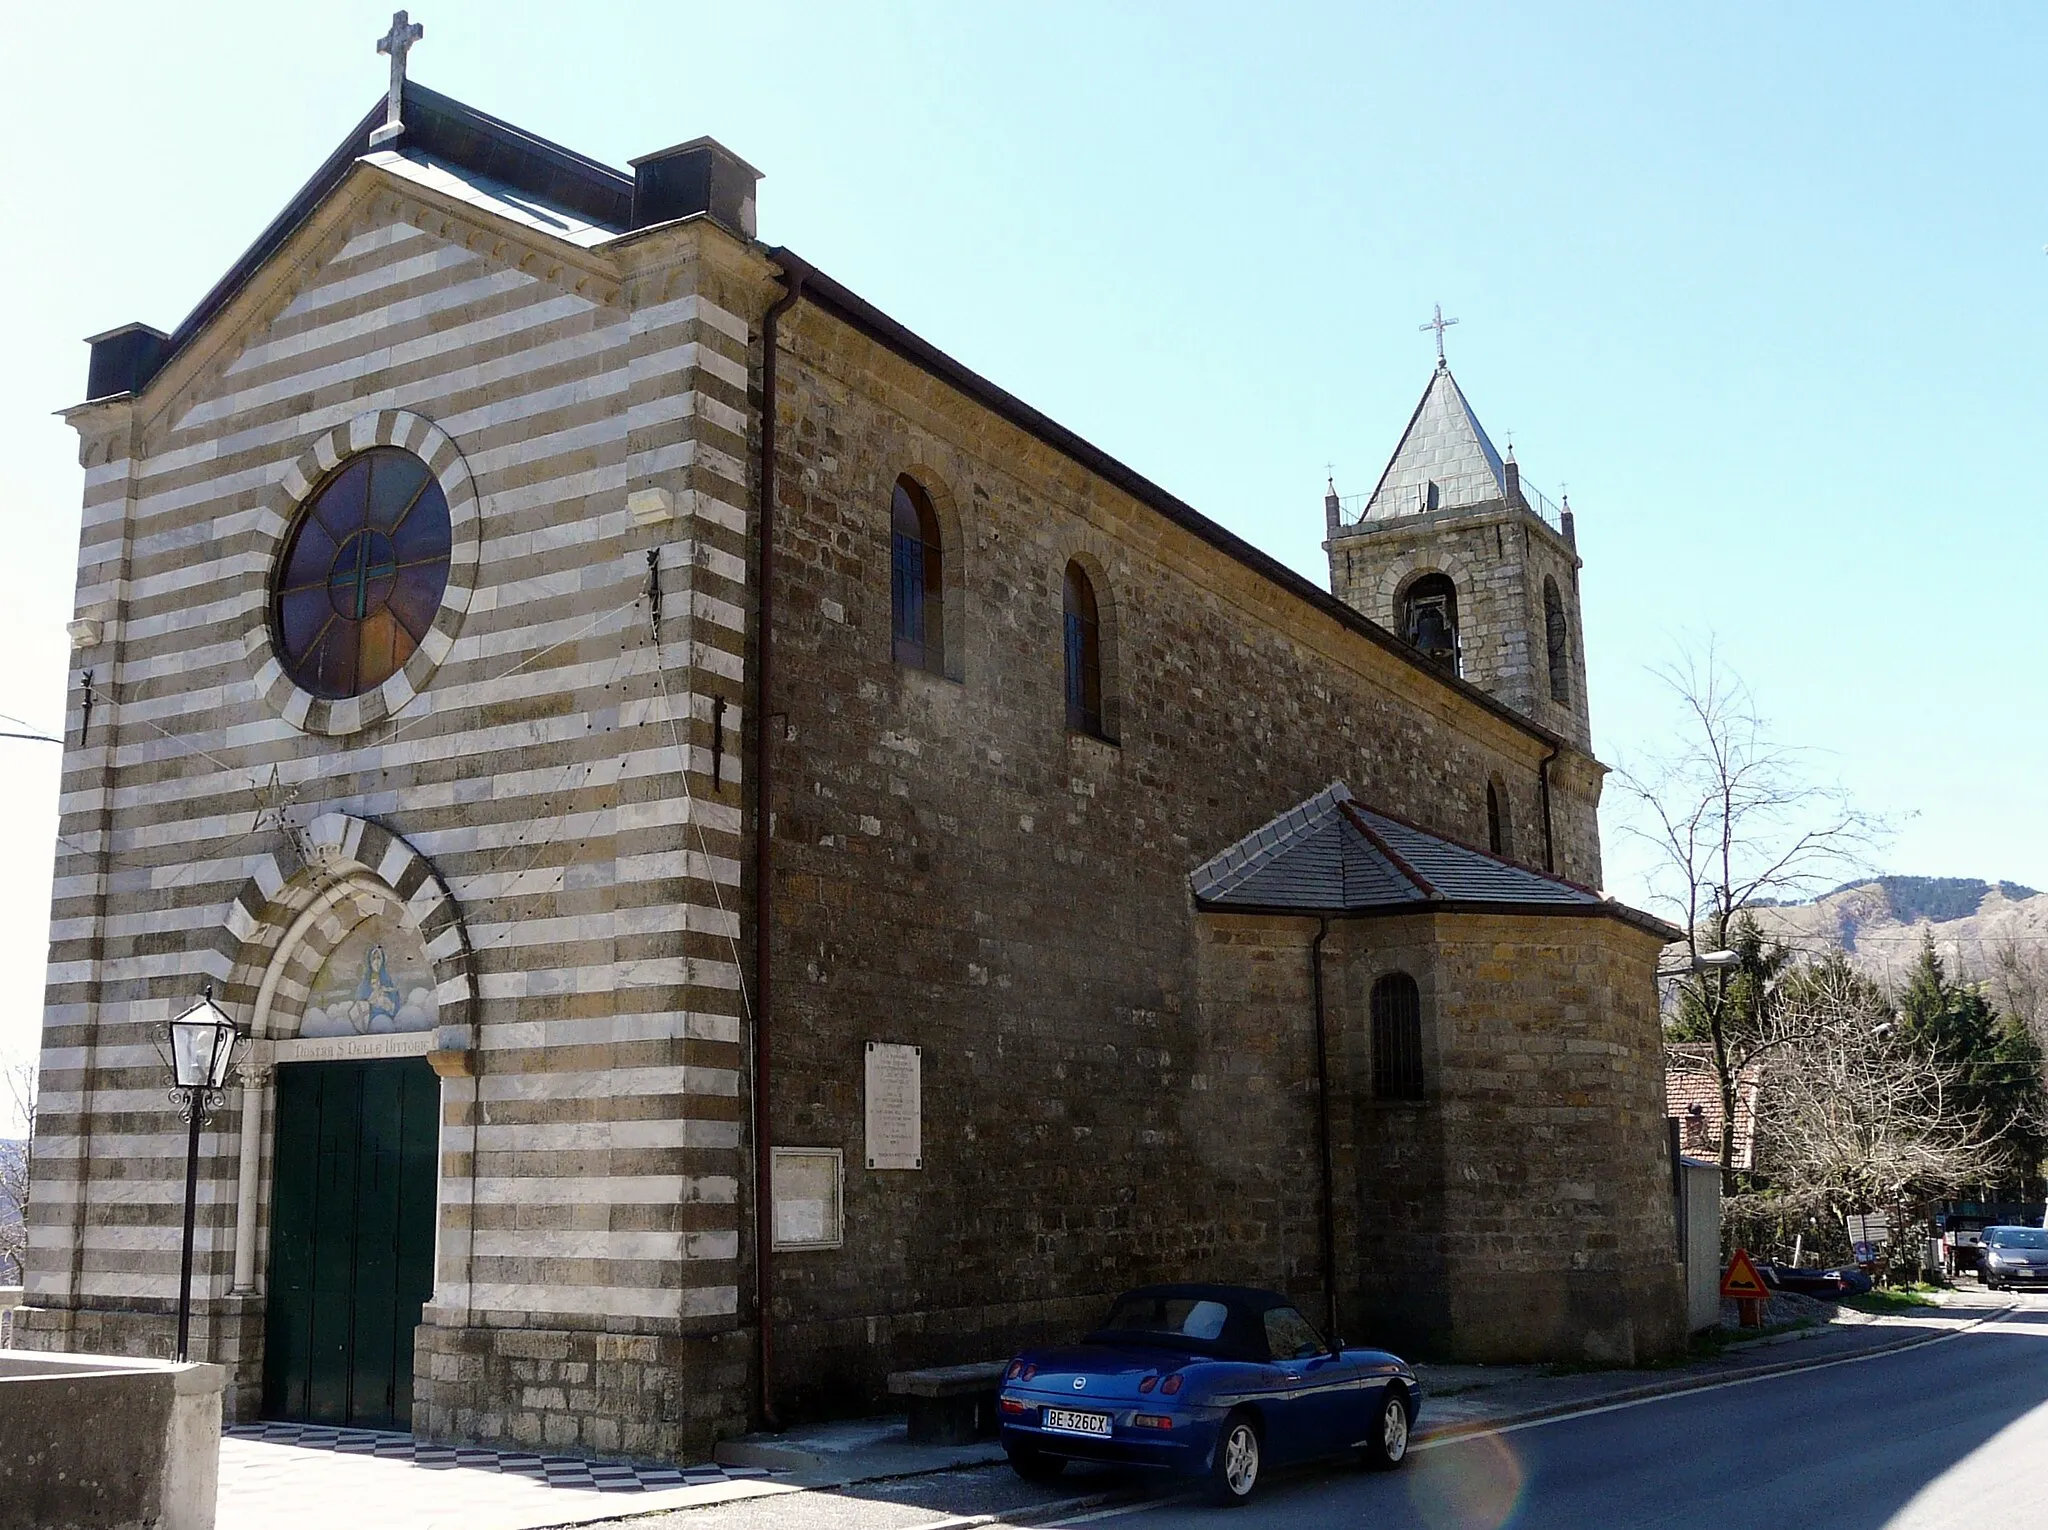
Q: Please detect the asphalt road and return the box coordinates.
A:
[625,1299,2048,1530]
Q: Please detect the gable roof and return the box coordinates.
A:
[84,82,631,403]
[1190,782,1679,937]
[1361,365,1510,521]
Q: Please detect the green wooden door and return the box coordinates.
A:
[263,1058,438,1429]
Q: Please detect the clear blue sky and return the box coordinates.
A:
[3,3,2044,1106]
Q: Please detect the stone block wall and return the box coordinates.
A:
[414,1323,751,1464]
[34,181,758,1451]
[752,293,1628,1410]
[1328,503,1593,754]
[1426,913,1684,1363]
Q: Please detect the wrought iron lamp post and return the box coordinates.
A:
[160,987,242,1363]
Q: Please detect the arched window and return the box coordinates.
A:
[1063,561,1103,737]
[1370,973,1425,1102]
[891,476,943,673]
[1486,780,1506,857]
[1400,572,1458,672]
[1544,576,1570,704]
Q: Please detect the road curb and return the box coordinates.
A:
[1412,1302,2018,1446]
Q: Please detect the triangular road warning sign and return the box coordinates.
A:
[1721,1248,1769,1300]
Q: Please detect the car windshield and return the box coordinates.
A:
[1985,1228,2048,1249]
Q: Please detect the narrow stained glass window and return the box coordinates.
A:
[1371,973,1425,1101]
[1063,562,1103,737]
[274,447,451,699]
[891,477,943,673]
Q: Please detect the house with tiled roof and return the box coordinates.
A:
[1666,1045,1763,1172]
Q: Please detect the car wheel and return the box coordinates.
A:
[1362,1385,1412,1471]
[1207,1410,1262,1507]
[1006,1442,1066,1483]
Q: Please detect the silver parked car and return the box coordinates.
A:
[1980,1226,2048,1290]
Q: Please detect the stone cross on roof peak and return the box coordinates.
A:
[1419,303,1458,369]
[371,11,426,150]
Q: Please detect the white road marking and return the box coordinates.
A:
[1008,1304,2029,1527]
[1410,1303,2021,1452]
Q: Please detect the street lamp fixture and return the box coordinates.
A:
[158,986,242,1363]
[1657,948,1743,978]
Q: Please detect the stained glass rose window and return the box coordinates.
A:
[272,447,452,699]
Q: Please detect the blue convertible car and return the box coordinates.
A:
[998,1283,1419,1506]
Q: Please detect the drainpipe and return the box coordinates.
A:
[752,255,807,1431]
[1310,917,1338,1340]
[1538,743,1560,876]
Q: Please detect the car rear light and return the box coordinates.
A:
[1000,1397,1030,1416]
[1133,1413,1173,1430]
[1138,1375,1157,1393]
[1160,1374,1184,1395]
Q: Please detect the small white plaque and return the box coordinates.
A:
[865,1041,922,1170]
[771,1147,843,1251]
[626,487,674,526]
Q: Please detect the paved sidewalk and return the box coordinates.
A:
[216,1426,789,1530]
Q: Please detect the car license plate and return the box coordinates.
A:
[1043,1407,1112,1437]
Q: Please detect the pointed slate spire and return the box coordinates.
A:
[1359,367,1510,521]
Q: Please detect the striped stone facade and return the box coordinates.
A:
[21,154,762,1458]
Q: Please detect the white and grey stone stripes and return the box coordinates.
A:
[24,156,761,1371]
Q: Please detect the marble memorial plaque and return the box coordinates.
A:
[864,1041,922,1170]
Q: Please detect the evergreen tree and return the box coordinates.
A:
[1895,937,2046,1199]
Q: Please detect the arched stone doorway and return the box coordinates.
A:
[209,814,476,1427]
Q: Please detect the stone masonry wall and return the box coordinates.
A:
[27,169,753,1440]
[1328,503,1593,755]
[753,298,1619,1411]
[1192,914,1682,1367]
[414,1323,751,1463]
[1429,913,1684,1363]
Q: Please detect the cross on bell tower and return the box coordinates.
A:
[371,11,426,150]
[1419,303,1459,370]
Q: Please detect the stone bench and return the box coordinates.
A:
[886,1360,1010,1445]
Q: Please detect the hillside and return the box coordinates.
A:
[1743,877,2048,988]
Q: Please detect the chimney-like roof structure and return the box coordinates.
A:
[1359,366,1510,522]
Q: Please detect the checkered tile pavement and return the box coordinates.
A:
[223,1421,777,1493]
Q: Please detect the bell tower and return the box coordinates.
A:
[1325,342,1592,752]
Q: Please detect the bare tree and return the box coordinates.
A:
[1,1059,33,1286]
[1611,642,1886,1191]
[1731,959,2014,1279]
[1987,934,2048,1050]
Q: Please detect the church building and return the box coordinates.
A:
[19,31,1685,1464]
